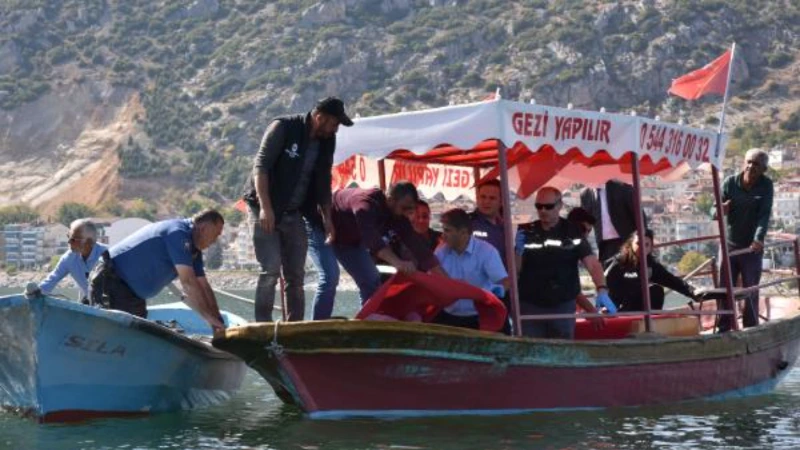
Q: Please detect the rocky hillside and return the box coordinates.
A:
[0,0,798,217]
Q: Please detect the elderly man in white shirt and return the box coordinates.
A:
[38,219,107,302]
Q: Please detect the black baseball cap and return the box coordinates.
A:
[315,96,353,127]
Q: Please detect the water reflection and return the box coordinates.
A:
[1,289,799,449]
[2,368,799,450]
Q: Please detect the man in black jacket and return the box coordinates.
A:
[580,179,645,263]
[243,97,353,322]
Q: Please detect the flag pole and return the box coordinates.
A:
[710,42,739,331]
[714,42,736,157]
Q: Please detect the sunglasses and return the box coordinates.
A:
[535,202,559,210]
[67,235,87,244]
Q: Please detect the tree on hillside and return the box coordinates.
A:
[220,207,244,227]
[663,246,686,265]
[0,204,39,225]
[678,251,708,275]
[695,193,713,215]
[56,202,96,226]
[205,241,223,270]
[125,198,156,221]
[180,198,210,217]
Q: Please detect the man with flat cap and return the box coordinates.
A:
[243,96,353,322]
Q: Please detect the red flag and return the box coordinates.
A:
[233,198,248,213]
[668,49,732,100]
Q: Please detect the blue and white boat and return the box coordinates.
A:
[0,291,248,422]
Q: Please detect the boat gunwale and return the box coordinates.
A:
[214,315,800,367]
[1,294,242,362]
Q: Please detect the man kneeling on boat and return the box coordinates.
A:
[433,208,509,330]
[515,187,612,339]
[330,181,447,304]
[89,209,226,330]
[35,219,107,303]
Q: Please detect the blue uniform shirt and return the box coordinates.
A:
[470,212,507,265]
[435,236,508,316]
[109,219,205,300]
[39,242,108,299]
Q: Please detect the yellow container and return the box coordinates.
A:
[630,316,701,337]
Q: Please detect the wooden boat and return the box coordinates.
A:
[0,293,248,422]
[215,92,800,417]
[213,316,800,418]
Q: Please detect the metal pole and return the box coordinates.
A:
[378,159,387,191]
[473,166,481,200]
[794,238,800,299]
[712,166,739,331]
[709,42,740,331]
[497,141,522,336]
[711,257,719,288]
[713,43,737,161]
[630,155,653,332]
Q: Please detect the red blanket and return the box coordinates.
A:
[356,272,508,332]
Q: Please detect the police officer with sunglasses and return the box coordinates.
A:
[514,187,613,339]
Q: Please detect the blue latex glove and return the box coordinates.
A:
[595,291,617,314]
[489,285,505,298]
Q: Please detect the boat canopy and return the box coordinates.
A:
[334,98,724,199]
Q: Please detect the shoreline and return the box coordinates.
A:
[0,269,360,292]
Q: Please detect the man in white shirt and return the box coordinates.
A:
[580,179,644,263]
[433,208,509,330]
[38,219,107,302]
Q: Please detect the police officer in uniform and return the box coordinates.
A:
[515,187,613,338]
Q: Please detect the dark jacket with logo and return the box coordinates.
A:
[243,113,334,223]
[517,218,592,307]
[604,254,695,312]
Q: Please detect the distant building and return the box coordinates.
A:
[769,145,797,170]
[674,215,718,252]
[773,191,800,225]
[4,224,44,268]
[41,223,69,261]
[231,222,258,269]
[105,218,152,246]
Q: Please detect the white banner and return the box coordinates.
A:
[331,154,381,190]
[385,160,476,201]
[332,156,476,200]
[336,99,724,170]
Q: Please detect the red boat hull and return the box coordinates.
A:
[214,317,800,418]
[285,344,796,416]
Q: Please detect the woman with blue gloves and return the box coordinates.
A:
[604,229,698,312]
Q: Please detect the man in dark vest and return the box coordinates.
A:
[243,97,353,322]
[515,187,612,339]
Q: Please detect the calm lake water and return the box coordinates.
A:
[1,287,799,450]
